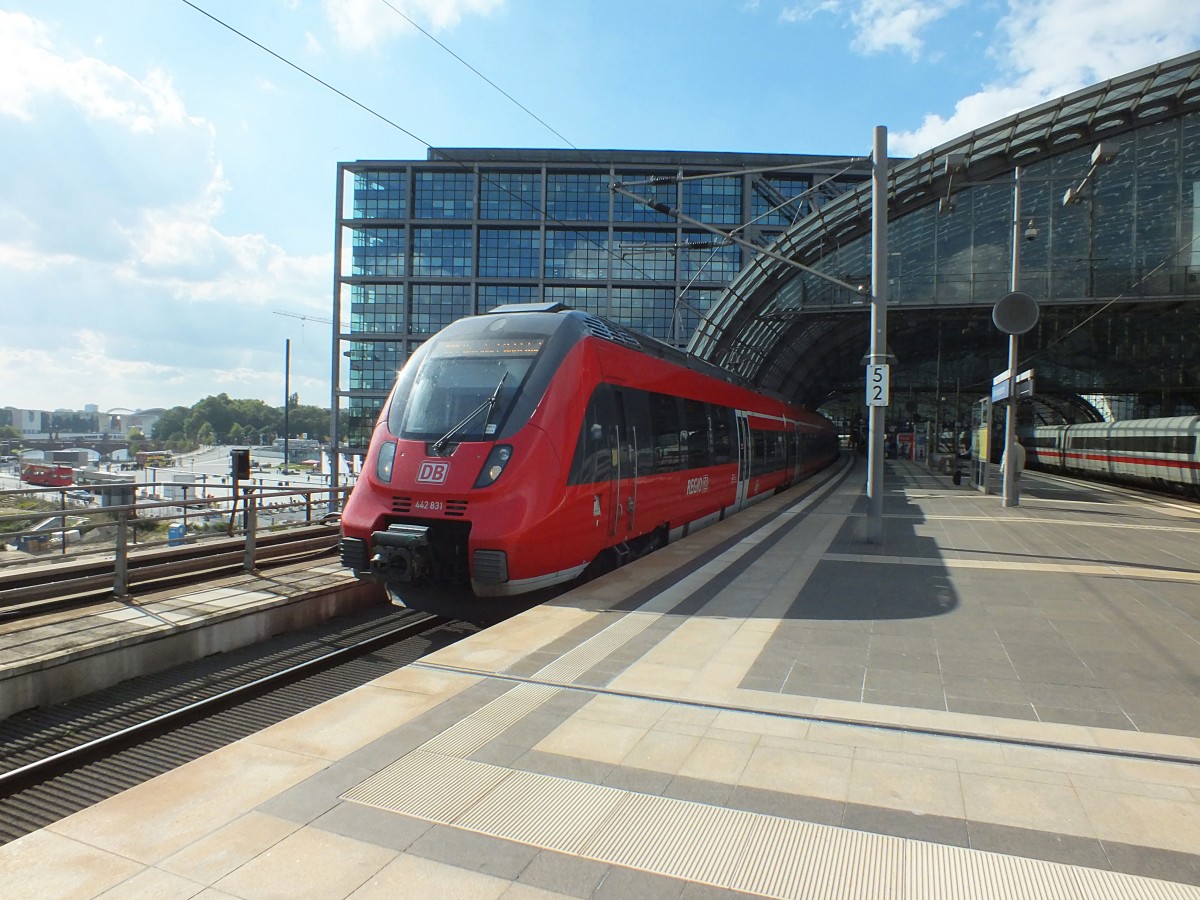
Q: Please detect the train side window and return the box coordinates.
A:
[648,392,684,473]
[711,405,734,466]
[750,429,768,477]
[684,399,710,469]
[568,385,616,485]
[621,389,655,476]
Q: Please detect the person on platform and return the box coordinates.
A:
[1002,436,1026,482]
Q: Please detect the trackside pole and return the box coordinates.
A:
[864,125,888,542]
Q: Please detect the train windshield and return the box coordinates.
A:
[389,334,546,443]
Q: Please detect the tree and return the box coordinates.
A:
[152,406,190,442]
[287,405,330,441]
[197,422,217,446]
[0,424,20,441]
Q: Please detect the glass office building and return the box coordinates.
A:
[332,149,870,453]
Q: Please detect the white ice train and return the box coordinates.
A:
[1021,415,1200,497]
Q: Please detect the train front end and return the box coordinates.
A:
[339,305,583,605]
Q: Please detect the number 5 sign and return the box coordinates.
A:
[866,364,889,407]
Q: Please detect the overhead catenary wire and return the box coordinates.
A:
[177,0,865,348]
[176,0,668,286]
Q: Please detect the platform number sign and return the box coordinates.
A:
[866,364,889,407]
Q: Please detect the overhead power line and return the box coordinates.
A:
[178,0,430,148]
[374,0,579,152]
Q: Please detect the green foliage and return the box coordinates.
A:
[149,394,331,445]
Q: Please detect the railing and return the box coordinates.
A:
[0,482,351,597]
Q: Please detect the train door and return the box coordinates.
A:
[735,410,751,510]
[786,422,799,482]
[612,389,647,542]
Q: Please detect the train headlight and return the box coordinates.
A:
[474,444,513,487]
[375,441,397,483]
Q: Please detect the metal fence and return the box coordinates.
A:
[0,482,351,596]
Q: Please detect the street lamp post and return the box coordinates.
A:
[283,339,290,476]
[1001,168,1025,508]
[942,143,1117,506]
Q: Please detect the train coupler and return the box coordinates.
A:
[370,524,432,582]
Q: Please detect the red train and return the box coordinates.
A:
[339,303,839,610]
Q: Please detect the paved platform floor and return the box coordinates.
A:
[2,454,1199,898]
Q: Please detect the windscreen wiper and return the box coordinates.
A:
[432,372,508,454]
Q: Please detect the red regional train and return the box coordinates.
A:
[340,303,839,610]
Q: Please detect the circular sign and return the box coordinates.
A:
[993,291,1040,335]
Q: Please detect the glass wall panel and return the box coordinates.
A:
[751,175,810,227]
[480,171,542,220]
[680,232,741,282]
[613,172,677,223]
[934,195,976,303]
[410,283,471,333]
[546,173,610,221]
[1032,155,1086,299]
[891,204,935,304]
[683,176,741,225]
[610,288,675,338]
[352,170,406,219]
[345,397,382,448]
[414,171,475,219]
[346,341,405,391]
[677,289,721,338]
[612,230,676,281]
[479,284,539,311]
[1128,124,1181,290]
[351,227,405,276]
[544,285,607,317]
[1089,138,1137,296]
[970,183,1011,304]
[1184,111,1200,273]
[350,284,404,334]
[412,227,472,276]
[545,229,608,279]
[479,228,540,278]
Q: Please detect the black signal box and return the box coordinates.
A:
[231,448,251,480]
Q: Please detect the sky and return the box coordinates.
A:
[1,0,1197,414]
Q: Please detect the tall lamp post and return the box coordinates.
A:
[995,167,1039,508]
[283,339,290,476]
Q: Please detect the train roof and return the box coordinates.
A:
[1035,416,1200,431]
[482,303,794,407]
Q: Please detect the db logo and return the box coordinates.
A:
[416,461,449,484]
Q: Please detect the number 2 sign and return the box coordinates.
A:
[866,364,889,407]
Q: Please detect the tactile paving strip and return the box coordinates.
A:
[342,749,1200,899]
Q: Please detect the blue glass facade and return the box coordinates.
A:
[692,53,1200,423]
[333,150,868,450]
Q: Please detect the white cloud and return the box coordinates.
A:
[779,0,962,57]
[890,0,1200,154]
[0,12,192,133]
[847,1,964,59]
[321,0,506,51]
[780,1,840,23]
[0,12,331,412]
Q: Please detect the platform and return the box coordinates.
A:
[2,453,1200,899]
[0,559,376,720]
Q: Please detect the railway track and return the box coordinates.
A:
[0,524,341,620]
[0,605,476,844]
